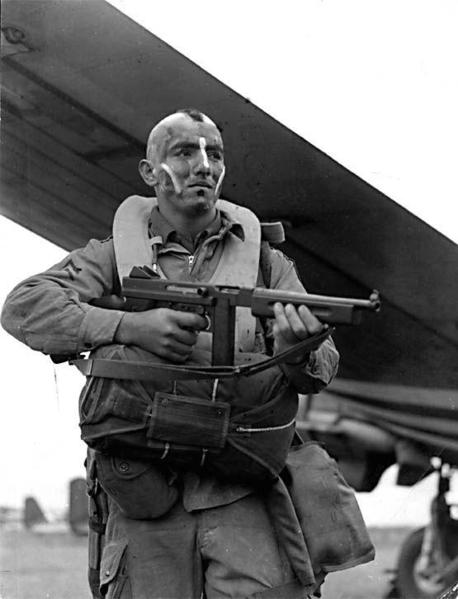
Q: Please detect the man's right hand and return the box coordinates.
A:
[115,308,207,363]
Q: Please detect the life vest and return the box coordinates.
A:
[79,196,299,486]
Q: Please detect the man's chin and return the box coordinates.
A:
[183,191,217,213]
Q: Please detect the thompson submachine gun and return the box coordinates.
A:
[121,266,381,367]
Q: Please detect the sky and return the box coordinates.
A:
[1,0,457,524]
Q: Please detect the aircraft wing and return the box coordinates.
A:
[2,0,458,489]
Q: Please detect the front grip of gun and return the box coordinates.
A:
[251,298,371,325]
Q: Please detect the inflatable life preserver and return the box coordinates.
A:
[78,196,298,488]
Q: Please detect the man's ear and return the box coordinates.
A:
[138,159,157,187]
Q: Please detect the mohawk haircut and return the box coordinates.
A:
[175,107,223,133]
[176,107,206,122]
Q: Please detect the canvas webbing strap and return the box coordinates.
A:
[72,328,332,381]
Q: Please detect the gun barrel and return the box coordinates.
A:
[251,288,380,325]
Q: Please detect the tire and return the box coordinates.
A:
[396,527,448,599]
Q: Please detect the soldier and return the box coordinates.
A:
[2,108,370,599]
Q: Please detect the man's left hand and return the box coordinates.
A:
[272,302,325,362]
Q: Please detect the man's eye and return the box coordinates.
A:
[178,149,193,157]
[209,152,223,161]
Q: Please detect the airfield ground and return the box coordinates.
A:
[0,527,411,599]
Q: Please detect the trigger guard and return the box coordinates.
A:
[203,314,211,331]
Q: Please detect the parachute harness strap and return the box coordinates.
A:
[235,417,297,434]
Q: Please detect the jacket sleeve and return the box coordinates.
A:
[267,247,340,394]
[1,237,125,356]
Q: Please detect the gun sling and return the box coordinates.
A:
[72,328,332,380]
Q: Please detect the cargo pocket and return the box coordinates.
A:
[95,453,178,519]
[100,540,131,599]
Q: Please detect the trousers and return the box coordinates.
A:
[99,492,314,599]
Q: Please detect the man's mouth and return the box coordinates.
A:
[188,182,213,189]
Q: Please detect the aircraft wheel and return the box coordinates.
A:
[396,527,448,598]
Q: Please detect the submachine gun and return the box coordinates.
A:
[119,266,381,369]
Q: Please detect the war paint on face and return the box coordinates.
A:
[159,137,211,196]
[146,113,225,217]
[199,137,210,169]
[215,166,226,199]
[159,162,183,195]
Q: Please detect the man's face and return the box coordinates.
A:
[146,114,225,217]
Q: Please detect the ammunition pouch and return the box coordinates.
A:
[149,392,230,450]
[94,453,179,520]
[79,344,298,486]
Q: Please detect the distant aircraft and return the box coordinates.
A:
[68,478,89,537]
[2,1,458,597]
[21,479,88,535]
[23,496,48,529]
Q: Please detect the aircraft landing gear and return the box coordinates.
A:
[396,526,449,597]
[391,463,458,599]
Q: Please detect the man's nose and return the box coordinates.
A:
[192,155,211,175]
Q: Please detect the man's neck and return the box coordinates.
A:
[156,202,217,239]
